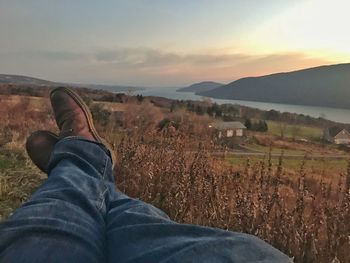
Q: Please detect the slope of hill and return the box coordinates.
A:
[0,74,61,86]
[177,81,223,92]
[199,63,350,109]
[0,74,144,92]
[70,83,144,92]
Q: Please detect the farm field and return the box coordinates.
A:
[266,120,324,140]
[225,154,348,173]
[241,143,306,155]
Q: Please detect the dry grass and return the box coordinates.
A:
[0,95,55,219]
[112,131,349,263]
[0,94,349,263]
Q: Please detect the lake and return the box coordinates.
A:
[135,88,350,124]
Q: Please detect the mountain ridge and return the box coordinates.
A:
[177,81,223,93]
[199,63,350,109]
[0,74,144,92]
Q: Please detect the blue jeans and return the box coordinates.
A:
[0,138,290,263]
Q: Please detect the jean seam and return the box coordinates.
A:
[101,155,108,180]
[97,187,108,212]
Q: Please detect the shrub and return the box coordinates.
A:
[115,135,349,262]
[1,92,348,263]
[90,103,111,126]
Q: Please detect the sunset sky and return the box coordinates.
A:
[0,0,349,86]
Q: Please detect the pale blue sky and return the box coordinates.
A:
[0,0,348,86]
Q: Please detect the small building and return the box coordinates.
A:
[211,121,246,138]
[324,126,350,144]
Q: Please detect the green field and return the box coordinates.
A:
[243,143,306,155]
[0,151,44,220]
[225,155,348,172]
[266,121,323,140]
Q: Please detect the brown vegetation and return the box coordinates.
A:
[0,90,349,262]
[112,130,349,263]
[253,133,345,155]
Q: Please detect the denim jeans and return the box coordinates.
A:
[0,138,290,263]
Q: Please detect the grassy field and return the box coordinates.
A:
[97,101,126,112]
[0,91,349,262]
[0,150,45,220]
[266,120,323,140]
[243,143,306,155]
[225,154,348,173]
[0,94,49,111]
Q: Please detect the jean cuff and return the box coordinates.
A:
[47,136,114,181]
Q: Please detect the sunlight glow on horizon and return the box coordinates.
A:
[244,0,350,62]
[0,0,349,86]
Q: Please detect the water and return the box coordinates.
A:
[134,88,350,124]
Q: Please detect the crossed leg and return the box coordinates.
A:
[106,188,290,263]
[0,138,111,263]
[0,86,290,262]
[0,138,290,263]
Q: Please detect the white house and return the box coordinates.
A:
[324,126,350,144]
[211,121,246,138]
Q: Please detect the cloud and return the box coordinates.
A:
[0,47,333,86]
[93,48,182,66]
[39,48,254,68]
[91,48,259,70]
[39,51,86,61]
[89,48,333,80]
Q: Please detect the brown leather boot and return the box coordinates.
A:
[26,131,59,173]
[50,87,116,164]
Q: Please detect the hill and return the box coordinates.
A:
[199,63,350,109]
[177,81,223,92]
[0,74,61,86]
[0,74,144,92]
[70,83,144,92]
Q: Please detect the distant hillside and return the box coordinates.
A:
[177,81,223,93]
[0,74,61,86]
[199,63,350,109]
[0,74,144,92]
[70,83,145,92]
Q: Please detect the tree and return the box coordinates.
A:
[263,109,280,120]
[290,125,301,140]
[170,102,176,112]
[90,103,111,126]
[252,120,268,132]
[261,120,268,132]
[136,94,144,102]
[279,123,287,138]
[195,105,205,115]
[245,119,252,130]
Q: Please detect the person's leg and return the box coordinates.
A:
[105,183,291,262]
[0,138,113,263]
[0,86,116,263]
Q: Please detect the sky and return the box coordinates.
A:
[0,0,350,87]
